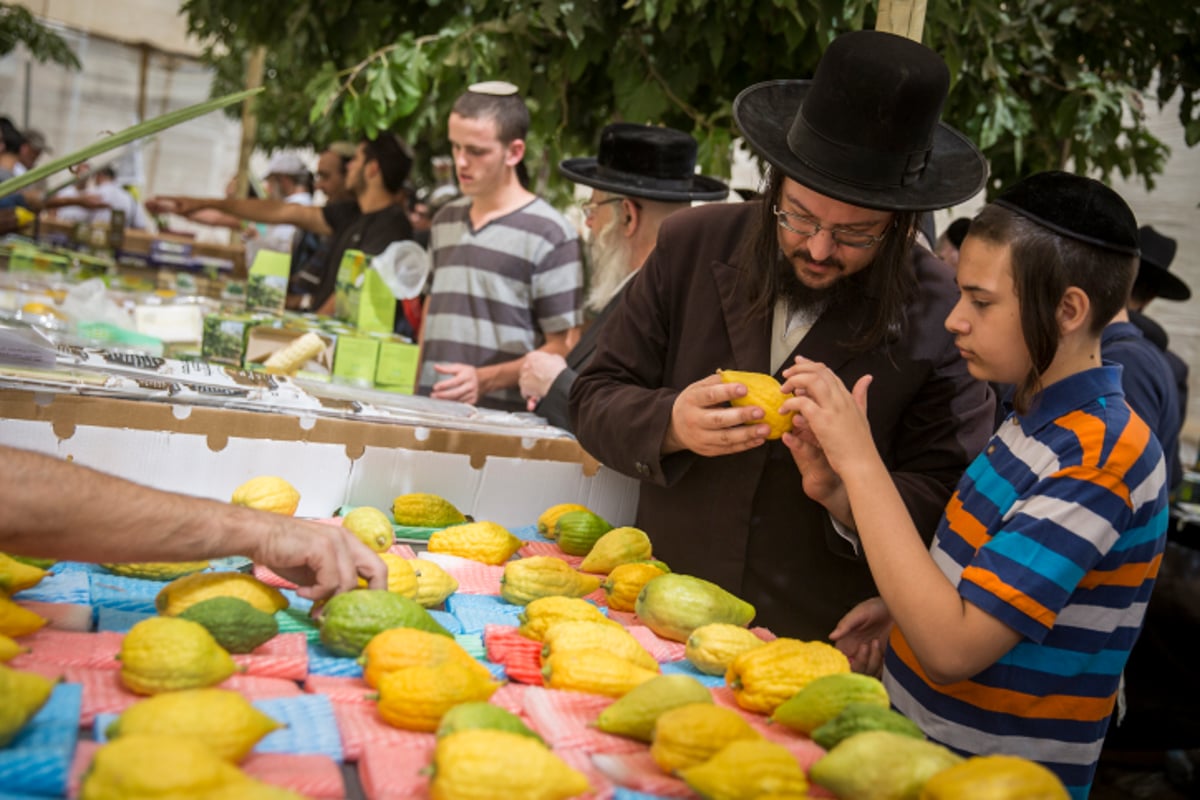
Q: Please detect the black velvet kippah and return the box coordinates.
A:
[992,171,1139,256]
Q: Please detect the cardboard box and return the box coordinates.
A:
[0,389,639,528]
[243,325,335,382]
[246,250,290,314]
[202,312,273,365]
[330,333,379,387]
[373,335,420,394]
[333,250,396,333]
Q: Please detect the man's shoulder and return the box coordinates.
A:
[656,201,753,256]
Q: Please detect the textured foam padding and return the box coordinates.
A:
[444,593,521,634]
[275,607,321,644]
[356,737,435,799]
[241,752,346,799]
[306,641,364,678]
[232,632,309,681]
[427,609,462,635]
[254,693,344,761]
[94,607,152,633]
[0,682,82,798]
[86,573,161,614]
[659,658,724,688]
[13,569,90,605]
[591,751,695,797]
[333,702,435,764]
[521,686,644,755]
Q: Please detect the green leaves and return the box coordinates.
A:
[0,2,80,67]
[175,0,1197,201]
[0,88,263,199]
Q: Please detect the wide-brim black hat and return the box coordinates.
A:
[733,31,987,212]
[560,122,729,202]
[1136,225,1190,301]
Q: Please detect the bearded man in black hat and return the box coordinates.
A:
[570,30,996,645]
[519,123,728,431]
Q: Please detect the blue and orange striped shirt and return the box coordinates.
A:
[884,365,1168,799]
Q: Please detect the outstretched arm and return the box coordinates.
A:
[149,196,333,237]
[0,445,385,602]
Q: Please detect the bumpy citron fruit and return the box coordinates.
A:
[0,663,56,747]
[0,596,47,638]
[342,506,396,552]
[719,369,794,439]
[101,561,210,581]
[0,552,48,594]
[156,572,289,617]
[231,476,300,516]
[117,616,237,695]
[106,688,282,762]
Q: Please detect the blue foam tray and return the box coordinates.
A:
[95,606,153,633]
[444,593,522,634]
[0,683,81,798]
[306,642,363,678]
[87,572,160,614]
[14,569,90,605]
[93,693,344,764]
[659,659,725,688]
[428,609,462,635]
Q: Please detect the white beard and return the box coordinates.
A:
[585,215,635,313]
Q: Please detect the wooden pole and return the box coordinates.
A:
[875,0,928,42]
[235,47,267,199]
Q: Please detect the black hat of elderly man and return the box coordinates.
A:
[993,171,1139,256]
[559,123,729,202]
[1135,225,1190,301]
[733,30,987,211]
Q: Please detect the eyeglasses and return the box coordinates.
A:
[772,204,890,249]
[580,196,639,220]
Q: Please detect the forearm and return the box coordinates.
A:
[477,358,522,395]
[840,459,1006,681]
[194,198,330,236]
[0,447,268,563]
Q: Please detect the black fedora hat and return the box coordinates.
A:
[733,30,986,211]
[1136,225,1190,301]
[559,123,729,202]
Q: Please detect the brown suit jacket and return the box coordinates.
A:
[570,202,995,639]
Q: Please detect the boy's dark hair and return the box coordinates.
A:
[361,133,414,195]
[451,91,530,146]
[968,203,1137,413]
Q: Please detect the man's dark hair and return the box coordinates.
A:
[451,91,530,145]
[944,217,971,249]
[0,116,25,153]
[968,203,1136,414]
[742,166,919,353]
[361,134,414,195]
[96,166,117,180]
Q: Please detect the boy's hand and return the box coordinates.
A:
[830,596,892,677]
[779,357,874,476]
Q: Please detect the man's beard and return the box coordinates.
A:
[585,216,635,313]
[774,245,855,315]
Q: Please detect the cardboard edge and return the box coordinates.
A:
[0,389,605,474]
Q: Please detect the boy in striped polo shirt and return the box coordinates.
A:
[418,82,584,411]
[779,171,1169,798]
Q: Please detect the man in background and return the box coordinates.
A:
[153,134,414,316]
[418,81,584,411]
[519,123,728,430]
[91,166,154,230]
[258,151,313,255]
[1128,225,1190,491]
